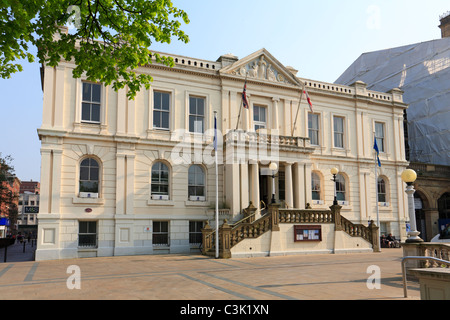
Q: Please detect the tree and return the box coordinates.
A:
[0,154,18,220]
[0,0,190,99]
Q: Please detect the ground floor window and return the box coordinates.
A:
[153,221,169,246]
[78,221,97,248]
[189,221,203,245]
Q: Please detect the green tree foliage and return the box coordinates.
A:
[0,0,190,99]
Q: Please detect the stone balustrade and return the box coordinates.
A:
[202,203,380,258]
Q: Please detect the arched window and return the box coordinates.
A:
[377,177,387,203]
[79,158,99,193]
[311,172,321,200]
[188,165,205,199]
[335,173,346,201]
[151,162,169,196]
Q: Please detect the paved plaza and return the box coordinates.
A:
[0,243,420,301]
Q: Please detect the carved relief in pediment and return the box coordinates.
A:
[231,55,291,85]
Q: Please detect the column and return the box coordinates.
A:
[272,97,279,132]
[285,163,294,208]
[41,66,54,129]
[53,66,65,130]
[250,161,260,212]
[304,161,312,207]
[240,163,249,211]
[116,88,127,135]
[294,162,305,209]
[225,163,240,216]
[116,154,126,215]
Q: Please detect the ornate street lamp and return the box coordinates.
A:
[401,169,423,243]
[331,167,339,206]
[269,162,278,204]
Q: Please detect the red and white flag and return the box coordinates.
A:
[303,89,313,113]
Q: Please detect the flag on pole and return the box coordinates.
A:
[373,137,381,167]
[214,113,217,151]
[242,80,249,109]
[303,89,314,113]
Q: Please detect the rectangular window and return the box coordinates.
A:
[333,116,344,148]
[253,105,267,131]
[189,96,205,133]
[78,221,97,248]
[189,221,203,245]
[153,91,170,130]
[375,122,385,153]
[81,82,101,123]
[308,113,320,146]
[153,221,169,246]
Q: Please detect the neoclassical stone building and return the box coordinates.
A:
[35,44,410,260]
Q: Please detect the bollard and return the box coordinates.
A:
[23,241,26,253]
[4,245,7,263]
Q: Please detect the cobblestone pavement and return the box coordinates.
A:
[0,248,419,302]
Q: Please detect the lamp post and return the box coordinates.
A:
[331,167,339,206]
[269,162,278,204]
[401,169,423,243]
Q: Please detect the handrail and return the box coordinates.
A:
[401,256,450,298]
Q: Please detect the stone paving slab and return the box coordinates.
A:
[0,248,420,302]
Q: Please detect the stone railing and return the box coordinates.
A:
[415,243,450,268]
[278,208,334,223]
[224,129,312,150]
[339,216,374,246]
[202,203,380,258]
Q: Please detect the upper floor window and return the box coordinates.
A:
[189,96,205,133]
[375,122,385,153]
[254,105,267,131]
[188,165,205,199]
[154,91,170,130]
[82,82,101,123]
[151,162,169,197]
[308,113,320,146]
[79,158,99,193]
[311,172,321,200]
[333,116,344,148]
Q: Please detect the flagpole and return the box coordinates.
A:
[235,75,248,131]
[214,111,219,259]
[374,131,381,249]
[291,81,305,136]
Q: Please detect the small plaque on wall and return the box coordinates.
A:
[294,225,322,242]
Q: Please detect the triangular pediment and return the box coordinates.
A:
[220,48,301,87]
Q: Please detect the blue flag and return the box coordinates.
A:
[374,137,381,167]
[214,114,217,151]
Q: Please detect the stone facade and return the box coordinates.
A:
[35,47,409,260]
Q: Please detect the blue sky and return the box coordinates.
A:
[0,0,447,182]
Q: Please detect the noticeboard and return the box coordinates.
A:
[294,225,322,242]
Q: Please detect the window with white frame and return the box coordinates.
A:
[253,105,267,131]
[311,172,321,200]
[81,82,101,123]
[333,116,344,148]
[78,221,97,248]
[335,173,346,201]
[377,177,387,203]
[153,91,170,130]
[375,122,385,153]
[308,113,320,146]
[189,221,203,245]
[189,96,205,133]
[188,165,205,198]
[79,158,100,193]
[153,221,169,246]
[151,162,169,197]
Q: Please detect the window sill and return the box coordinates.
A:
[147,199,175,206]
[185,200,210,207]
[72,197,104,205]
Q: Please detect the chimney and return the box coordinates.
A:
[439,11,450,38]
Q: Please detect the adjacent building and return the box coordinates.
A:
[35,30,410,260]
[335,15,450,241]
